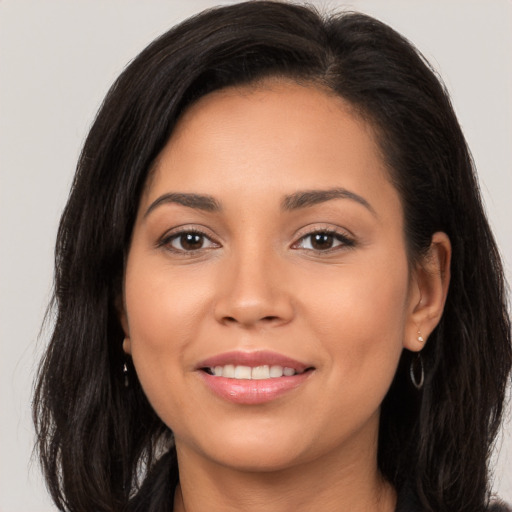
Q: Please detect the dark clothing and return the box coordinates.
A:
[129,455,512,512]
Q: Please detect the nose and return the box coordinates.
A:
[213,248,295,329]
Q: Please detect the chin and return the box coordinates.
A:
[177,423,314,473]
[209,445,308,473]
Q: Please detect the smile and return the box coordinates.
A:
[202,364,304,379]
[196,351,315,404]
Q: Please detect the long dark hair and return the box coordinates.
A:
[33,2,511,511]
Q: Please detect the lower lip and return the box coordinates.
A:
[199,371,313,405]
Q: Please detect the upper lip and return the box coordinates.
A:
[196,350,312,372]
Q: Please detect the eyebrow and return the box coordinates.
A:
[144,187,376,218]
[281,187,376,215]
[144,192,221,218]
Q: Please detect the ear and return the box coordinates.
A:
[404,232,451,352]
[116,294,132,356]
[122,336,132,356]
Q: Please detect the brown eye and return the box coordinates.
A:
[294,230,354,252]
[179,233,204,250]
[166,231,217,252]
[310,233,335,250]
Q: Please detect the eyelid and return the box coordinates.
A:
[156,223,355,255]
[157,225,221,253]
[291,225,356,252]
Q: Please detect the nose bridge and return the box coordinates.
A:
[214,236,293,327]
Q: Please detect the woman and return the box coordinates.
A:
[33,2,511,511]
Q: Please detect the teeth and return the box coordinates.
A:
[234,365,252,379]
[252,365,270,379]
[208,364,299,379]
[223,364,235,378]
[270,365,283,377]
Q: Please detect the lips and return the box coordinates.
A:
[197,350,310,372]
[204,364,301,379]
[196,350,315,405]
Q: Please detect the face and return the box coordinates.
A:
[122,81,423,473]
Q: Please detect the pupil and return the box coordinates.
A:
[312,233,333,250]
[181,233,202,250]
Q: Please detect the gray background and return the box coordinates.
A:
[1,1,510,510]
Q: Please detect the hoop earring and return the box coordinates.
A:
[123,362,129,388]
[410,353,424,390]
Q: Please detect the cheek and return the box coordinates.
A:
[122,254,213,415]
[125,255,209,350]
[300,252,410,395]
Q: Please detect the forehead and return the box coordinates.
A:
[142,80,395,213]
[168,79,375,159]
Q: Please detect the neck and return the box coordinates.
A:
[173,425,396,512]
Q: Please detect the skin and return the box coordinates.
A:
[121,80,451,512]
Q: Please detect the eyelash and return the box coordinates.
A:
[158,227,355,255]
[158,228,219,254]
[292,228,356,253]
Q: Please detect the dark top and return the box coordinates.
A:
[129,454,512,512]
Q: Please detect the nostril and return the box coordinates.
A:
[222,315,280,324]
